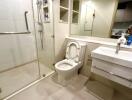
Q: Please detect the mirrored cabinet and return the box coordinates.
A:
[72,0,80,24]
[60,0,69,23]
[59,0,80,23]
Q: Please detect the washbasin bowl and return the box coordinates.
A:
[91,46,132,69]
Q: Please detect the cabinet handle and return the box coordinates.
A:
[93,66,132,82]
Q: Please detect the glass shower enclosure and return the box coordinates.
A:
[0,0,54,99]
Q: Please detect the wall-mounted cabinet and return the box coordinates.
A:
[73,0,79,11]
[72,11,79,23]
[60,6,68,22]
[60,0,69,8]
[43,0,50,22]
[72,0,80,24]
[60,0,69,23]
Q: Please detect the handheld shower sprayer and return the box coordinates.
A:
[36,0,44,49]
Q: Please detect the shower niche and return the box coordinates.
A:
[43,0,50,22]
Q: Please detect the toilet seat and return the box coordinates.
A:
[55,42,82,72]
[66,42,80,63]
[55,59,78,71]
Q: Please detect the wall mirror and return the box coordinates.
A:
[111,0,132,39]
[70,0,132,38]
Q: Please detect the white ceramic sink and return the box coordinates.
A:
[91,46,132,69]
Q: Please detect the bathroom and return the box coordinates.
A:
[0,0,132,100]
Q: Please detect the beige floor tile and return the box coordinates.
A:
[8,74,129,100]
[9,74,101,100]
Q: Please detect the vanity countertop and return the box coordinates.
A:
[66,35,132,49]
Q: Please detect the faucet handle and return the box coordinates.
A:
[117,33,126,45]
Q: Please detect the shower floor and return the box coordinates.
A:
[7,74,130,100]
[0,61,54,99]
[39,62,54,77]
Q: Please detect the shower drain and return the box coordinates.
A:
[42,74,46,77]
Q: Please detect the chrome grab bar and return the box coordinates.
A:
[0,31,31,35]
[24,11,29,31]
[0,11,30,35]
[93,66,132,82]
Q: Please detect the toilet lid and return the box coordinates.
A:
[66,42,80,62]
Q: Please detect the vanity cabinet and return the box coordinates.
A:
[92,58,132,88]
[91,58,132,88]
[91,47,132,88]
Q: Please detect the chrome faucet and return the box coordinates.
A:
[115,43,121,54]
[115,33,126,54]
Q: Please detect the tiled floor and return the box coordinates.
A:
[0,61,39,99]
[0,61,54,99]
[8,74,101,100]
[7,74,130,100]
[39,62,54,77]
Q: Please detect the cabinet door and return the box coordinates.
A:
[91,66,110,80]
[84,6,95,31]
[110,75,131,88]
[92,58,132,88]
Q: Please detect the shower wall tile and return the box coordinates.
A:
[0,34,37,72]
[14,20,27,32]
[0,20,15,32]
[0,35,16,71]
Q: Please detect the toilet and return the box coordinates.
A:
[55,41,86,85]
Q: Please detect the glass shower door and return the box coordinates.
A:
[33,0,55,77]
[0,0,40,99]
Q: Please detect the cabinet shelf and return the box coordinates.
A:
[73,0,79,11]
[60,6,68,10]
[59,0,69,23]
[60,0,69,8]
[72,0,79,24]
[60,7,68,23]
[72,12,78,23]
[72,10,79,14]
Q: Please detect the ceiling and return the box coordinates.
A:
[119,0,132,3]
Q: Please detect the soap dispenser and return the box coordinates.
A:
[127,34,132,45]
